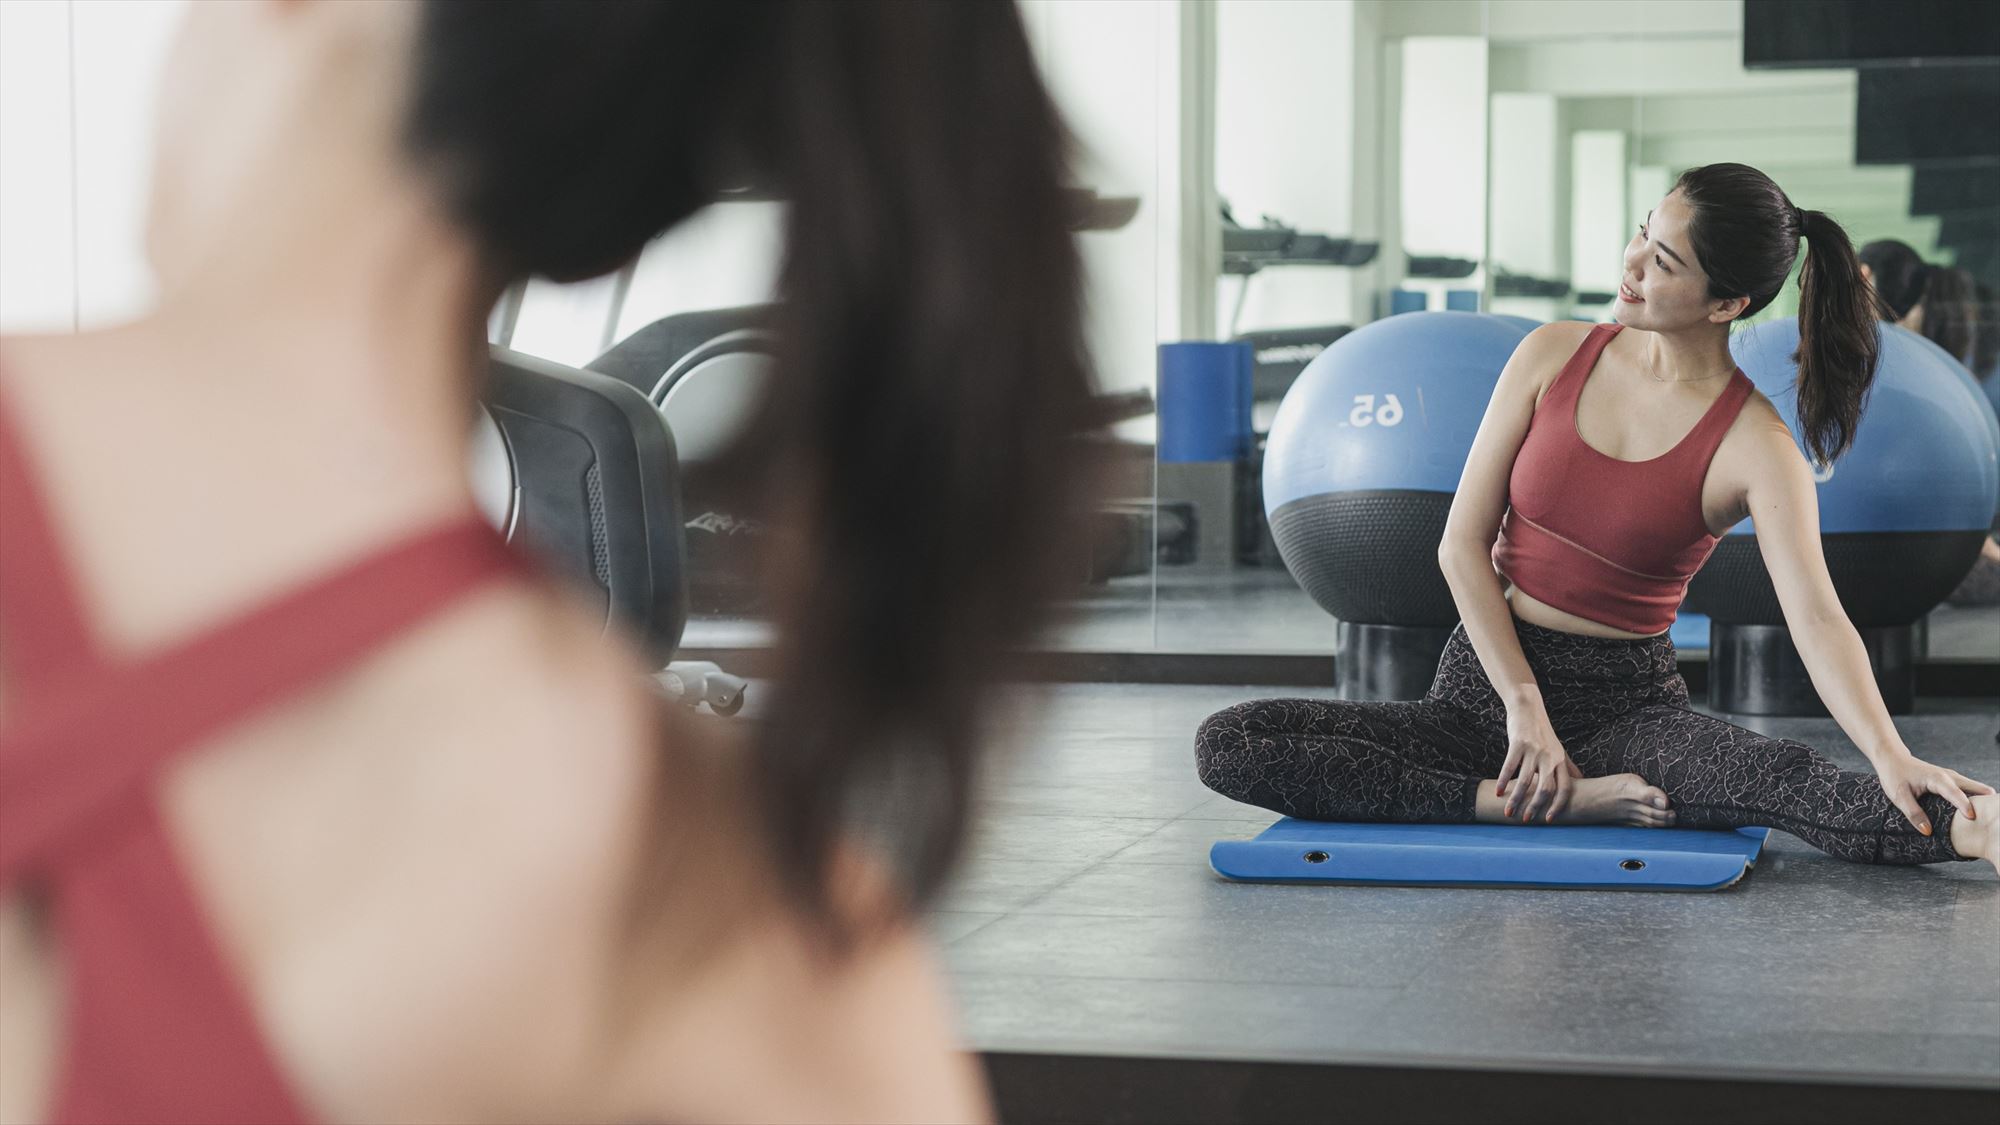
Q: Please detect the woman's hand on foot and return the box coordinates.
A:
[1872,755,1995,835]
[1497,711,1584,824]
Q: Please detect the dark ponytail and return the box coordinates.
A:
[724,1,1094,936]
[1674,164,1879,465]
[1792,209,1880,466]
[406,2,1094,940]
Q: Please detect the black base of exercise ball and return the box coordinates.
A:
[1707,622,1916,717]
[1335,622,1454,702]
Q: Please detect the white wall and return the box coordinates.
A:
[0,0,784,361]
[1399,36,1486,262]
[70,0,181,327]
[0,0,1177,408]
[1019,0,1166,400]
[0,0,77,333]
[613,202,785,342]
[502,201,788,369]
[1215,0,1358,335]
[1570,129,1628,300]
[1627,163,1672,229]
[0,0,182,335]
[1488,93,1561,278]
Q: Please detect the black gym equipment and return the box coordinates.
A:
[1685,533,1983,715]
[482,348,688,665]
[1219,202,1375,341]
[479,348,754,716]
[1491,269,1572,300]
[588,306,774,617]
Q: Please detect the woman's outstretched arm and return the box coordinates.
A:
[1742,413,1993,832]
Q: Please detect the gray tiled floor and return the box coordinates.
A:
[936,684,2000,1089]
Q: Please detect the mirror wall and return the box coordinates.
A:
[453,0,1997,665]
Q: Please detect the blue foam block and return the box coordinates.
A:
[1211,820,1770,891]
[1670,610,1711,651]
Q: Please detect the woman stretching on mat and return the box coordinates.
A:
[1,2,1088,1121]
[1195,163,1999,876]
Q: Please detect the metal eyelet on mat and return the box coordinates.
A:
[1303,851,1331,864]
[1620,859,1646,871]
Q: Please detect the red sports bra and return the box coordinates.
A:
[1491,323,1754,635]
[0,376,526,1123]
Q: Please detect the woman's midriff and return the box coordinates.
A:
[1503,585,1667,641]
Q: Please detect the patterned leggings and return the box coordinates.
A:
[1195,618,1967,865]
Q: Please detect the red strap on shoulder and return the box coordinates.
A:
[0,381,107,689]
[1531,323,1621,417]
[0,519,524,887]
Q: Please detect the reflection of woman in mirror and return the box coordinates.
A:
[1859,243,2000,603]
[1944,271,2000,605]
[1197,163,1998,875]
[1859,240,1982,369]
[0,2,1090,1120]
[1858,239,1931,334]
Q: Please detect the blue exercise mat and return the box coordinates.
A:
[1211,820,1771,891]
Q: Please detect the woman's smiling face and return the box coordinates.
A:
[1614,190,1744,330]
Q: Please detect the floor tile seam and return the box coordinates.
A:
[936,914,1008,948]
[1070,857,1221,868]
[952,860,1098,882]
[1001,857,1127,916]
[956,1034,2000,1087]
[947,968,1409,1002]
[957,1005,2000,1055]
[976,903,1490,931]
[946,960,1436,991]
[968,829,1183,850]
[982,808,1205,822]
[949,924,1482,986]
[1091,818,1197,868]
[1392,972,2000,996]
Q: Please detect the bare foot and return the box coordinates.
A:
[1477,773,1675,827]
[1947,792,2000,876]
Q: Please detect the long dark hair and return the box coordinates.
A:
[1920,266,1979,367]
[1858,239,1930,321]
[1974,281,2000,380]
[406,2,1094,937]
[1673,163,1879,465]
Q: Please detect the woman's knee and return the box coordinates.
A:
[1193,704,1253,790]
[1195,700,1301,798]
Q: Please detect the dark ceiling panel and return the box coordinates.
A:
[1938,212,2000,247]
[1855,66,2000,166]
[1911,169,2000,215]
[1745,0,2000,68]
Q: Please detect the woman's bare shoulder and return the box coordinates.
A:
[1525,320,1597,349]
[1702,387,1803,502]
[302,591,672,1114]
[1503,320,1594,408]
[596,824,992,1124]
[556,702,992,1123]
[1717,388,1798,460]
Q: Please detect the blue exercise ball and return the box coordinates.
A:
[1264,311,1532,624]
[1685,318,1999,627]
[1491,314,1543,333]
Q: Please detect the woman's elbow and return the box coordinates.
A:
[1436,536,1489,572]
